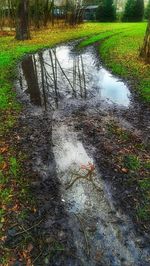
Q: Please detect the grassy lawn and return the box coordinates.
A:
[0,22,150,264]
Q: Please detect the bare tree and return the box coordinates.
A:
[140,19,150,63]
[15,0,30,40]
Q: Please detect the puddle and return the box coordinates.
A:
[17,44,130,109]
[52,120,149,266]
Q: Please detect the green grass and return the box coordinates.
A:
[138,178,150,221]
[124,155,141,171]
[0,153,37,265]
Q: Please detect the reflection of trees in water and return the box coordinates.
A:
[21,56,42,106]
[19,48,87,110]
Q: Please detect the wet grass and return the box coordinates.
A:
[0,22,149,263]
[137,178,150,222]
[0,150,37,264]
[106,120,150,227]
[123,155,141,171]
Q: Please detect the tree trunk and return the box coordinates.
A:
[34,0,40,29]
[51,0,54,26]
[43,0,50,27]
[15,0,30,40]
[140,19,150,63]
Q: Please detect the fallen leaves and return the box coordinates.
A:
[121,168,129,174]
[0,161,8,171]
[0,146,9,154]
[27,243,34,253]
[81,162,95,172]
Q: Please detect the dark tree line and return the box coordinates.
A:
[95,0,147,22]
[145,0,150,20]
[96,0,116,22]
[122,0,144,22]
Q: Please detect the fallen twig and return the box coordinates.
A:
[74,213,90,257]
[14,219,43,237]
[66,163,102,192]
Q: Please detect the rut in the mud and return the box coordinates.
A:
[16,43,150,265]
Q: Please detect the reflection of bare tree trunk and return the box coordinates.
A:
[33,55,38,81]
[39,53,48,110]
[22,56,41,106]
[53,50,74,92]
[19,70,23,91]
[77,57,83,97]
[81,55,86,98]
[49,50,59,107]
[73,58,77,97]
[54,48,57,82]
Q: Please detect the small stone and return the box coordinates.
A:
[45,237,54,244]
[58,231,66,240]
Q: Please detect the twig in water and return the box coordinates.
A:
[32,249,44,264]
[74,213,90,257]
[66,163,102,192]
[14,219,43,237]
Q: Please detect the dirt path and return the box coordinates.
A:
[14,42,150,265]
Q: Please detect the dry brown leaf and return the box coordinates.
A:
[27,243,33,253]
[121,168,128,173]
[1,161,8,170]
[0,146,8,153]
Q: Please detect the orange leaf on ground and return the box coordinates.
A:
[0,146,8,153]
[1,161,8,170]
[121,168,128,173]
[27,243,33,253]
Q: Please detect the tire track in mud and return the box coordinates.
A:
[51,110,150,266]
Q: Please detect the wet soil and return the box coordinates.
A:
[12,42,150,265]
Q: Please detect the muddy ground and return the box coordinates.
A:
[5,42,150,265]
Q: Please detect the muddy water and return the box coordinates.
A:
[17,44,130,109]
[16,44,150,265]
[52,117,149,266]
